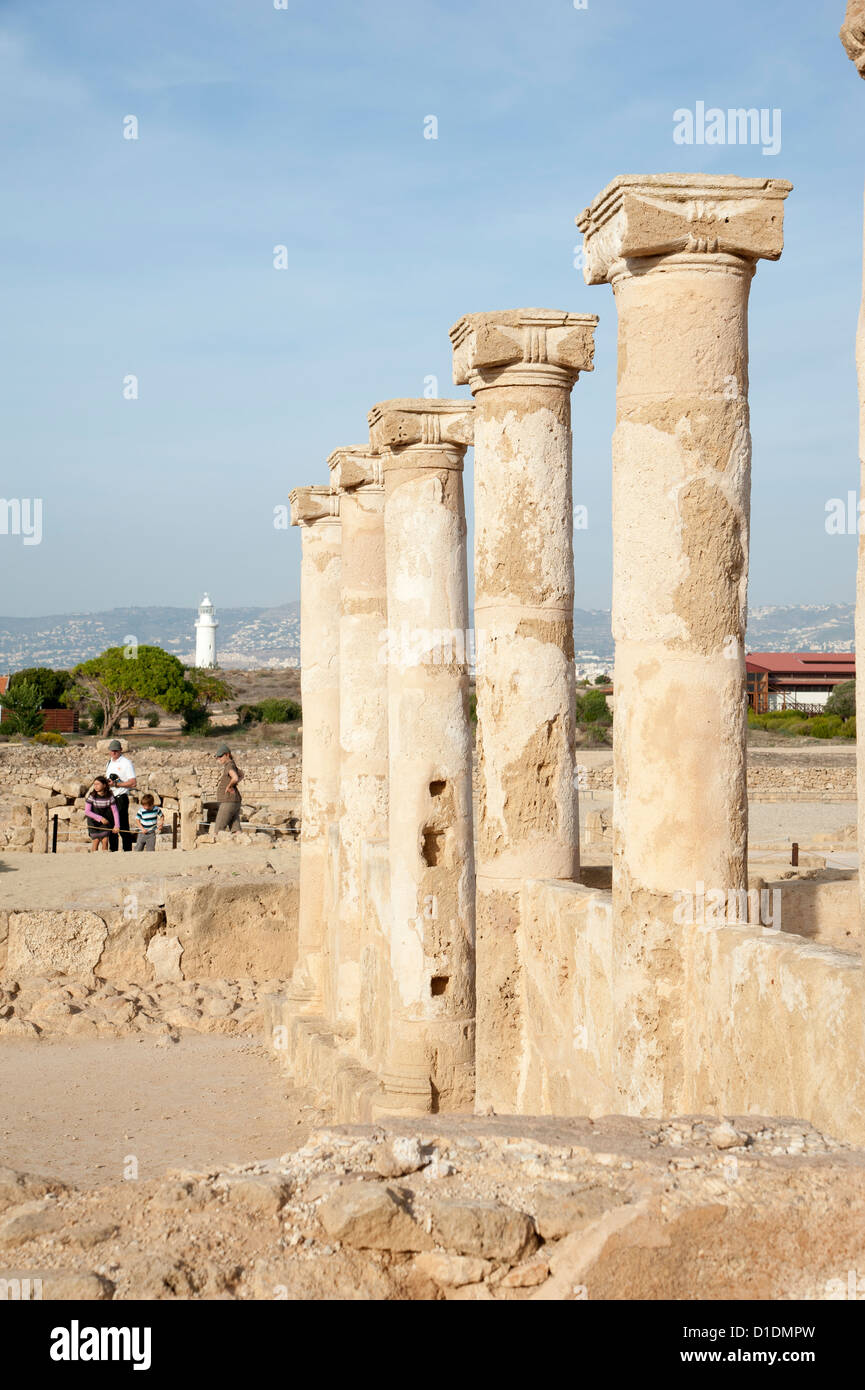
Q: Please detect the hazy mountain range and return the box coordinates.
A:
[0,602,855,671]
[0,604,301,670]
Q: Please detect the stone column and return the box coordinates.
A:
[577,174,791,1109]
[449,309,597,1111]
[841,5,865,935]
[367,398,476,1113]
[289,486,341,1012]
[326,447,389,1047]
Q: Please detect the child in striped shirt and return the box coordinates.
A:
[134,794,164,852]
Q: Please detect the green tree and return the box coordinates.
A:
[825,679,855,719]
[576,688,611,724]
[0,680,45,736]
[71,646,197,735]
[181,668,234,732]
[186,668,234,709]
[8,666,74,708]
[593,673,610,685]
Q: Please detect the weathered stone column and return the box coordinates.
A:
[367,398,475,1113]
[326,447,389,1045]
[577,174,791,1110]
[450,309,596,1111]
[841,4,865,935]
[289,486,341,1011]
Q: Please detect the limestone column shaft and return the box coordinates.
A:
[327,447,388,1043]
[840,4,865,936]
[577,173,791,1109]
[450,308,597,1112]
[290,486,341,1010]
[368,398,476,1113]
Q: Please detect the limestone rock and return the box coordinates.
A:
[532,1183,628,1240]
[6,911,108,981]
[841,0,865,73]
[318,1181,432,1251]
[0,1166,67,1212]
[146,934,184,983]
[0,1269,114,1300]
[413,1252,491,1287]
[427,1198,536,1261]
[0,1199,64,1244]
[221,1174,291,1217]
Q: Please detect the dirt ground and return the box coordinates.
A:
[0,1035,322,1189]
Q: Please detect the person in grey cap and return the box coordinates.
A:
[213,744,243,833]
[105,738,136,851]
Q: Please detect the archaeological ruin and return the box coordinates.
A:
[256,162,865,1153]
[5,1,865,1315]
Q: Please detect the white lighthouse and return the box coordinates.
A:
[194,593,218,669]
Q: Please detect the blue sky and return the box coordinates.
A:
[0,0,861,616]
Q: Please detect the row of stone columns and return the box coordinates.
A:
[286,171,792,1118]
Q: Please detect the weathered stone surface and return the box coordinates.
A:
[532,1184,628,1240]
[0,1166,67,1213]
[0,1269,114,1300]
[146,934,184,983]
[413,1252,491,1287]
[317,1181,432,1251]
[6,911,107,981]
[449,309,596,1112]
[841,0,865,73]
[367,398,476,1114]
[427,1198,536,1261]
[221,1174,291,1217]
[0,1199,64,1244]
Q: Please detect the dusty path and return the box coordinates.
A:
[0,1035,319,1188]
[0,842,300,910]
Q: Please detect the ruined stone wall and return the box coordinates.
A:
[576,759,857,800]
[514,878,865,1144]
[0,878,298,985]
[0,746,302,851]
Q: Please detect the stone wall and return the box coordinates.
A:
[0,746,302,852]
[576,758,857,801]
[0,878,298,985]
[514,879,865,1145]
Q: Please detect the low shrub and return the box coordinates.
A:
[808,714,845,739]
[238,699,302,725]
[33,731,67,746]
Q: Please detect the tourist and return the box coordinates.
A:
[134,793,164,852]
[213,743,243,833]
[105,738,136,852]
[84,776,118,852]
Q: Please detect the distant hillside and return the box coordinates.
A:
[0,604,300,670]
[0,601,854,672]
[746,603,854,652]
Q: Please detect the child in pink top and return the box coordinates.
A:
[85,777,119,852]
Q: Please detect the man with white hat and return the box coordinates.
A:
[105,739,136,852]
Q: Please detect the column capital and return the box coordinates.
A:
[367,398,474,459]
[450,308,597,391]
[576,174,792,284]
[327,446,384,491]
[842,0,865,74]
[290,485,340,527]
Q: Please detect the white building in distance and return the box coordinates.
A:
[194,593,218,668]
